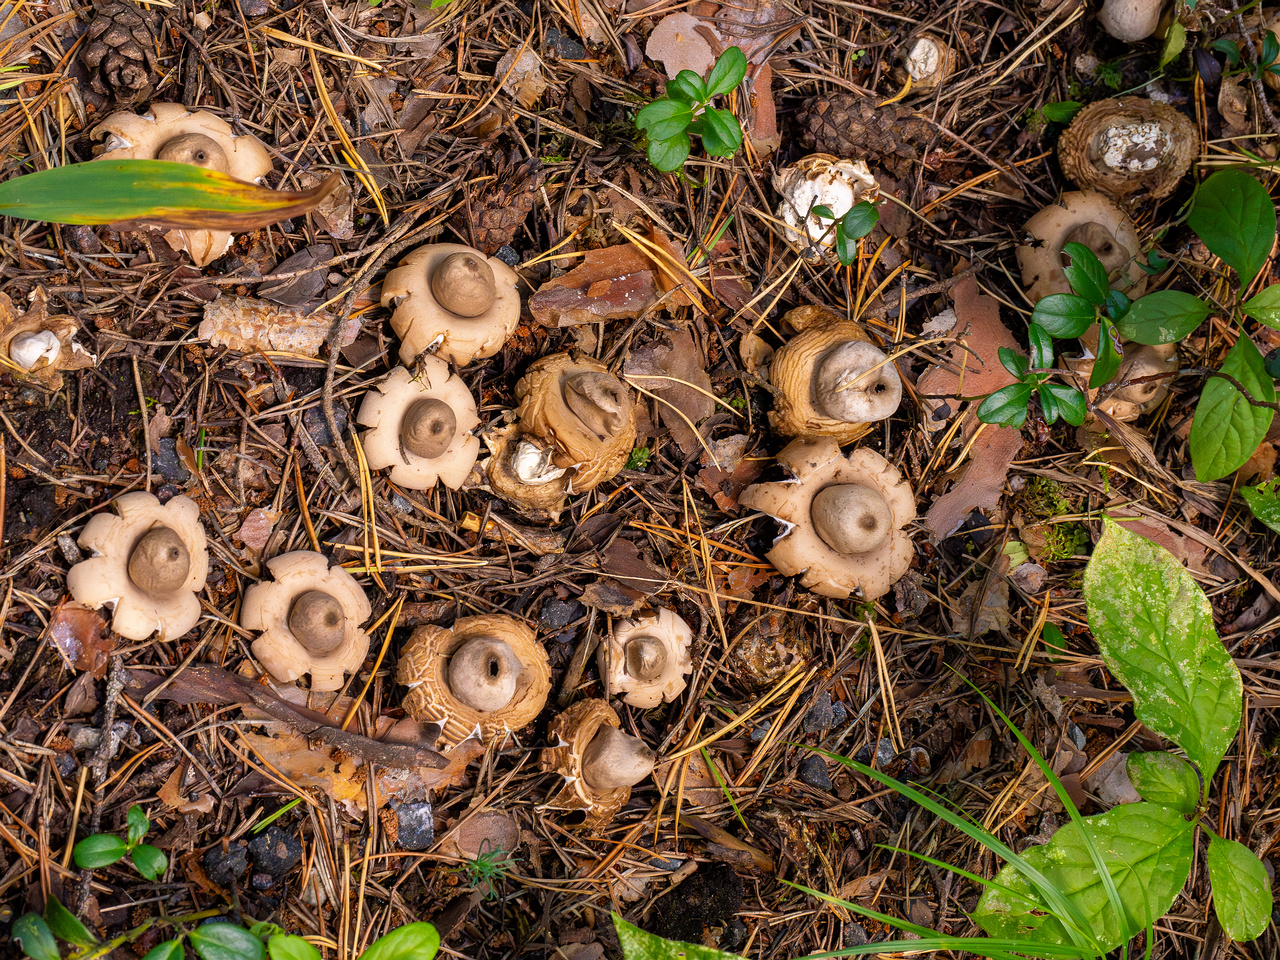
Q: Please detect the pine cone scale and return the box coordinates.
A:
[80,0,165,104]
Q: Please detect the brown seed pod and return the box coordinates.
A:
[1058,97,1198,201]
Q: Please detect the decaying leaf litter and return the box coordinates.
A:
[0,0,1278,956]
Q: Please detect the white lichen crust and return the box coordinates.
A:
[67,492,209,641]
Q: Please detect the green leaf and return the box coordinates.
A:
[1207,835,1272,942]
[1089,325,1122,389]
[1083,518,1243,780]
[1040,383,1087,426]
[1039,382,1061,424]
[1125,752,1200,814]
[1263,29,1280,67]
[1187,170,1277,287]
[1241,478,1280,534]
[1062,242,1110,305]
[74,833,128,869]
[1160,20,1187,67]
[126,804,150,846]
[131,843,168,881]
[646,135,691,173]
[14,915,59,960]
[1212,38,1241,67]
[840,201,879,240]
[1032,294,1095,339]
[835,225,857,267]
[613,914,747,960]
[190,923,266,960]
[810,204,836,220]
[977,383,1033,428]
[998,346,1030,379]
[143,939,187,960]
[974,802,1195,950]
[44,896,97,947]
[636,99,693,141]
[1242,284,1280,330]
[705,46,747,98]
[357,923,441,960]
[1028,323,1054,371]
[1104,289,1130,319]
[0,160,339,230]
[1040,100,1082,123]
[268,934,323,960]
[1189,336,1276,481]
[1116,290,1212,345]
[664,70,705,105]
[699,107,743,158]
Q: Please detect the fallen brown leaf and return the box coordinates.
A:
[48,600,114,679]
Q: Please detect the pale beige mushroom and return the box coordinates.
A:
[539,699,655,826]
[1099,0,1164,41]
[773,155,880,259]
[1063,334,1178,422]
[0,289,95,391]
[1017,192,1148,302]
[241,551,372,691]
[768,305,902,445]
[381,243,521,367]
[1058,98,1198,202]
[599,607,693,708]
[92,103,275,267]
[514,353,637,493]
[356,359,481,491]
[900,34,955,91]
[67,492,209,641]
[738,438,916,600]
[398,614,551,748]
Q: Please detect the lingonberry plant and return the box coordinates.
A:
[635,47,746,173]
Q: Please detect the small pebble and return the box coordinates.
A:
[802,691,835,733]
[829,700,848,726]
[750,720,771,742]
[649,855,683,871]
[855,738,897,768]
[250,872,275,891]
[153,438,191,484]
[56,533,82,565]
[390,492,415,514]
[303,405,347,446]
[248,826,302,876]
[394,802,435,851]
[539,599,582,630]
[203,843,248,886]
[495,245,520,267]
[544,27,586,60]
[798,755,833,791]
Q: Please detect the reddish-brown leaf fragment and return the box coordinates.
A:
[48,600,115,678]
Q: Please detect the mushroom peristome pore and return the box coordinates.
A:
[1058,97,1197,202]
[1017,191,1147,302]
[768,305,902,445]
[773,154,880,259]
[599,607,694,708]
[92,103,274,267]
[738,438,916,600]
[67,492,209,641]
[397,614,551,748]
[381,243,521,367]
[356,359,481,491]
[539,699,655,825]
[241,551,372,692]
[515,353,637,492]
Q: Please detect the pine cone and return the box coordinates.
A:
[80,0,164,105]
[797,95,937,179]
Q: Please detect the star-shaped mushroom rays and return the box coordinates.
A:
[738,438,916,601]
[599,607,693,708]
[539,699,654,827]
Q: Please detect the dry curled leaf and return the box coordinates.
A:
[624,330,715,455]
[923,426,1023,539]
[48,600,114,678]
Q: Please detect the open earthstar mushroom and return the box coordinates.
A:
[768,305,902,445]
[241,551,372,691]
[599,607,693,708]
[67,492,209,641]
[92,103,274,267]
[356,358,481,491]
[1017,192,1147,302]
[539,699,655,825]
[397,614,551,748]
[1058,98,1197,202]
[773,155,880,260]
[381,243,521,367]
[1064,330,1178,422]
[483,423,572,519]
[0,290,96,390]
[738,438,916,600]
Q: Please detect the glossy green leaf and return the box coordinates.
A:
[74,833,128,869]
[127,804,150,846]
[1116,290,1212,345]
[1189,336,1276,481]
[44,895,97,947]
[636,99,693,141]
[1241,478,1280,534]
[268,934,323,960]
[143,939,187,960]
[699,107,743,158]
[1028,323,1054,371]
[357,923,441,960]
[1242,284,1280,330]
[977,383,1033,428]
[614,915,746,960]
[1263,29,1280,67]
[1039,381,1061,424]
[1040,101,1081,123]
[1105,289,1130,320]
[840,201,879,240]
[14,915,59,960]
[1125,752,1200,815]
[1083,518,1242,780]
[835,226,857,267]
[1032,294,1095,339]
[647,135,690,173]
[1207,835,1272,942]
[1212,38,1241,67]
[1089,325,1122,389]
[665,70,705,105]
[1062,242,1110,305]
[190,923,265,960]
[998,346,1030,379]
[1040,383,1087,426]
[1187,170,1277,287]
[705,46,747,98]
[1160,20,1187,67]
[131,843,168,881]
[0,160,339,229]
[810,204,836,221]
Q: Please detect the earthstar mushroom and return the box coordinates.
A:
[483,423,572,519]
[739,438,916,599]
[1058,97,1197,202]
[900,34,954,91]
[241,551,372,691]
[1064,332,1178,422]
[0,290,95,390]
[599,607,694,708]
[1017,191,1147,302]
[67,492,209,641]
[1098,0,1164,41]
[540,699,655,825]
[773,155,880,259]
[381,243,521,367]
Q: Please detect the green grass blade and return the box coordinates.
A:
[699,745,748,832]
[874,845,1052,916]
